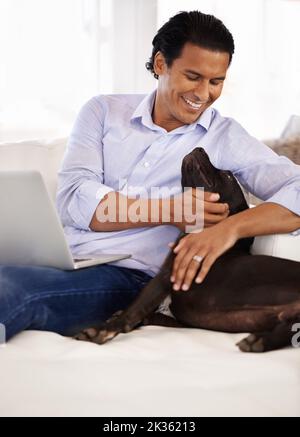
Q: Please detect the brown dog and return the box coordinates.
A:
[74,148,300,352]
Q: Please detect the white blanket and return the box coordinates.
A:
[0,327,299,417]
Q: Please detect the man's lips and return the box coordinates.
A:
[182,96,207,110]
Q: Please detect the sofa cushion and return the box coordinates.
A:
[264,135,300,165]
[0,138,67,200]
[251,231,300,262]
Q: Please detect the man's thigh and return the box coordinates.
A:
[0,263,152,339]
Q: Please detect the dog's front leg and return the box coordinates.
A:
[74,270,172,344]
[74,237,181,344]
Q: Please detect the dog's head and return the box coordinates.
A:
[181,147,249,216]
[181,147,253,249]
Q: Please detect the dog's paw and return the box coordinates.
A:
[73,327,99,342]
[236,334,265,353]
[73,326,119,344]
[73,310,127,345]
[73,330,92,342]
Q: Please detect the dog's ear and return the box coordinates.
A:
[218,170,249,215]
[216,170,254,249]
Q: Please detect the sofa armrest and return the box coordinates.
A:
[251,231,300,262]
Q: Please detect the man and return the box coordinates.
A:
[1,11,300,341]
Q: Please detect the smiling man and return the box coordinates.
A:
[1,11,300,341]
[151,43,228,131]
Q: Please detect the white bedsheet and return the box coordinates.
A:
[0,326,299,417]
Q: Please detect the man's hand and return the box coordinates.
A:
[201,191,230,227]
[168,189,229,232]
[170,201,300,292]
[170,220,238,291]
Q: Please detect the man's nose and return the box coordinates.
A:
[194,81,210,102]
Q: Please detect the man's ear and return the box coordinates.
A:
[153,51,166,77]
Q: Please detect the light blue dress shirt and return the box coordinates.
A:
[56,91,300,276]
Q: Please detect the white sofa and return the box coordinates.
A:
[0,138,299,417]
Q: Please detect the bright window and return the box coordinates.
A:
[0,0,112,141]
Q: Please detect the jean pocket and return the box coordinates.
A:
[129,270,153,287]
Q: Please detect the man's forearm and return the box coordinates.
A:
[89,192,164,232]
[226,202,300,239]
[89,189,231,232]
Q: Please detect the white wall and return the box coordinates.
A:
[1,0,300,142]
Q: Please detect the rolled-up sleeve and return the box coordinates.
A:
[56,97,114,230]
[219,122,300,217]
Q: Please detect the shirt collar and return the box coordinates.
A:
[130,90,214,133]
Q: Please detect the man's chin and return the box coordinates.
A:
[182,111,203,125]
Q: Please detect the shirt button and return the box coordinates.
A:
[143,161,150,168]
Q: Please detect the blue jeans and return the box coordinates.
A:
[0,264,152,341]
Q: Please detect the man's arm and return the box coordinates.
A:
[226,202,300,238]
[56,97,115,230]
[170,202,300,291]
[89,192,161,231]
[89,190,230,232]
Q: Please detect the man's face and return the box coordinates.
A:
[153,43,230,131]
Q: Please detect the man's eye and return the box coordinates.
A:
[186,75,198,81]
[210,80,223,86]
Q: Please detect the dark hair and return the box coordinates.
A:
[146,10,235,79]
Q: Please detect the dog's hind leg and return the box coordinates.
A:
[237,316,300,352]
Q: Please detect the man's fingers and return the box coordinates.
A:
[180,257,203,290]
[195,254,216,283]
[205,211,229,224]
[202,191,220,202]
[171,248,190,288]
[204,201,229,214]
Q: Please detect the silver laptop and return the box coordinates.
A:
[0,171,131,270]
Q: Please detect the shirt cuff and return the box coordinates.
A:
[68,180,114,230]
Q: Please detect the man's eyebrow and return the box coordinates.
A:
[184,69,226,80]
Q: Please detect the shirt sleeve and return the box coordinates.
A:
[218,120,300,217]
[56,96,114,230]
